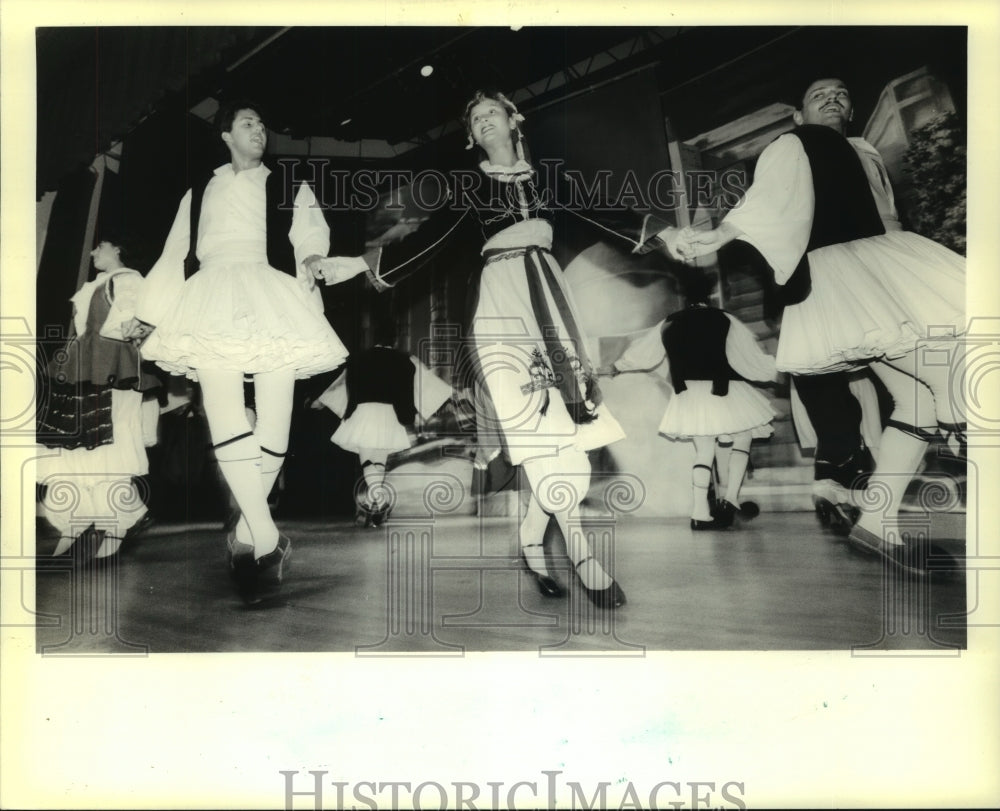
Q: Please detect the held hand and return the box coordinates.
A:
[121,317,153,341]
[312,256,369,286]
[675,226,722,261]
[656,226,685,263]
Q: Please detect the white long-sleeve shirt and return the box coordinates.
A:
[612,312,776,383]
[724,134,901,284]
[136,163,329,325]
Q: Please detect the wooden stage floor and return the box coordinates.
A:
[32,509,968,655]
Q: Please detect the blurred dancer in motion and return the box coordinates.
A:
[37,237,160,560]
[317,318,451,528]
[605,272,777,530]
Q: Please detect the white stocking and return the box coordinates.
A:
[724,431,753,506]
[199,369,277,557]
[691,436,716,521]
[522,449,611,590]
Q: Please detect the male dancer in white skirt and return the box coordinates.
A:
[125,100,353,604]
[673,77,965,575]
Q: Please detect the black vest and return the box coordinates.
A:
[662,306,740,396]
[343,347,417,426]
[184,167,297,279]
[777,125,886,305]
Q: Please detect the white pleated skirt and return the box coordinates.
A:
[332,403,412,455]
[777,231,965,374]
[473,244,625,466]
[141,261,349,380]
[658,380,775,439]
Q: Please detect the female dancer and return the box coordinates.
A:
[37,237,160,560]
[318,90,675,608]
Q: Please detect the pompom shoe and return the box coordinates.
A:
[710,500,738,528]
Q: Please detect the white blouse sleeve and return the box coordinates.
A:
[316,372,348,418]
[99,271,144,340]
[723,134,814,284]
[724,313,777,383]
[136,189,192,326]
[613,320,667,372]
[410,355,453,419]
[290,184,330,270]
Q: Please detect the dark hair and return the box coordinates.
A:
[679,270,718,306]
[371,316,398,348]
[463,90,517,135]
[95,234,135,269]
[790,74,851,109]
[215,99,265,135]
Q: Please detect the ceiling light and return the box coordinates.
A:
[340,118,353,126]
[420,65,434,77]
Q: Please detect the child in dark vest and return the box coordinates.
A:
[657,273,778,529]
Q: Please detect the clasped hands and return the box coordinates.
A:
[304,255,369,286]
[660,226,724,263]
[120,317,153,342]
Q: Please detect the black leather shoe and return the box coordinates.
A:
[519,544,565,598]
[690,518,719,531]
[231,535,291,605]
[255,534,292,588]
[231,553,260,604]
[226,533,254,579]
[711,500,738,528]
[369,504,391,528]
[575,556,626,609]
[813,496,859,536]
[581,579,627,609]
[124,511,155,541]
[738,501,760,520]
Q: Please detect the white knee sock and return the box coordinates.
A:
[522,450,610,589]
[556,510,612,590]
[232,445,286,555]
[214,433,277,558]
[725,449,751,506]
[691,463,713,521]
[519,492,552,575]
[715,442,732,492]
[362,462,388,508]
[855,425,930,543]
